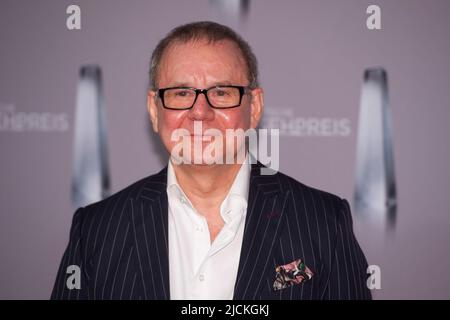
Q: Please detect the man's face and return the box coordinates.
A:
[147,39,263,165]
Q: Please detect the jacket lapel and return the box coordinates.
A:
[233,163,289,299]
[130,167,170,300]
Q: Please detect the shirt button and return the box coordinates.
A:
[199,274,205,281]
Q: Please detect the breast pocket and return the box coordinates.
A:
[259,274,320,300]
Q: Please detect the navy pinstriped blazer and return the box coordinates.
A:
[51,162,372,300]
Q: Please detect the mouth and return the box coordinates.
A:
[189,134,216,141]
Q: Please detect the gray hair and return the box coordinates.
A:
[149,21,259,90]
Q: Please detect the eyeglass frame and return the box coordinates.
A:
[156,85,251,110]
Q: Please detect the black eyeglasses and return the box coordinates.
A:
[157,85,250,110]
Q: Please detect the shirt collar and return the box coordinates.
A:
[220,155,250,223]
[166,154,251,222]
[223,153,250,204]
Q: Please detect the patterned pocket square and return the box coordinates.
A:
[273,258,314,291]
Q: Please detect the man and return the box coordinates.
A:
[51,21,371,300]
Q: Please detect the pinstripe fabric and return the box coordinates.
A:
[51,163,371,300]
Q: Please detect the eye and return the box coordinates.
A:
[212,88,230,97]
[175,90,191,97]
[217,90,228,96]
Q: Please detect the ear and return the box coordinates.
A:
[147,90,159,132]
[249,87,264,129]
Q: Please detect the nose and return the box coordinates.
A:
[187,91,215,121]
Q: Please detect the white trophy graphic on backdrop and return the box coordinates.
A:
[71,65,110,209]
[210,0,250,21]
[354,67,397,228]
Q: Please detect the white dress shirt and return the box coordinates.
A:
[167,156,250,300]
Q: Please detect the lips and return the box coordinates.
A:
[190,135,215,141]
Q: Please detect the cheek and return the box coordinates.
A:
[158,110,185,152]
[217,107,252,130]
[158,110,187,142]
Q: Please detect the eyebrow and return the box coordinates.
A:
[164,81,234,88]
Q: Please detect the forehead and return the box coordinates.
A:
[158,39,248,86]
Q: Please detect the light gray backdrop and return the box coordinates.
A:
[1,0,449,299]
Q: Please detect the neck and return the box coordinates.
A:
[172,161,242,204]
